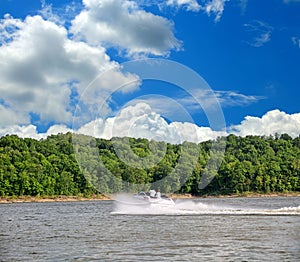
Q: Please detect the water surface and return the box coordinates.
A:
[1,197,299,261]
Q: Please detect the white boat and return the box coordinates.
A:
[133,192,175,206]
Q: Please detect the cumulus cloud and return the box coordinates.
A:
[1,104,299,143]
[170,122,226,142]
[0,103,226,144]
[231,109,300,138]
[0,15,72,124]
[0,14,139,128]
[0,124,72,140]
[0,104,29,127]
[78,103,180,143]
[244,20,273,47]
[78,102,226,143]
[70,0,181,56]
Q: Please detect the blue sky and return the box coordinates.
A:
[0,0,299,142]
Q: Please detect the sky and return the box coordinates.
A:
[0,0,300,143]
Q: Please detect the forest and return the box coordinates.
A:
[0,132,299,197]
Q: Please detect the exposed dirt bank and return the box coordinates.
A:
[1,192,299,204]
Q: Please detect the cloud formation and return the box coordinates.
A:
[244,20,273,47]
[71,0,181,56]
[165,0,228,22]
[204,0,228,22]
[231,109,300,138]
[175,89,262,114]
[1,0,299,145]
[1,103,299,143]
[78,102,227,143]
[0,103,226,143]
[0,13,141,129]
[166,0,201,11]
[0,15,72,125]
[0,124,72,140]
[85,105,300,142]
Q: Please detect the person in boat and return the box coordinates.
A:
[149,189,156,198]
[155,189,161,198]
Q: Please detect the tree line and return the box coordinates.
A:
[0,132,299,197]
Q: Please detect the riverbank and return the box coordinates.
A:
[1,192,300,204]
[0,194,111,204]
[183,192,300,199]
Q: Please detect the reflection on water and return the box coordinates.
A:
[0,197,299,261]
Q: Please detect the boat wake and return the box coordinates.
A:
[111,195,300,216]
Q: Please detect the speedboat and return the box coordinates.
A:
[133,192,175,206]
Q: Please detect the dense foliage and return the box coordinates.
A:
[0,133,299,197]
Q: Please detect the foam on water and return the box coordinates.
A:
[111,194,300,216]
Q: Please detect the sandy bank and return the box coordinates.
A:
[173,192,300,199]
[0,195,111,204]
[1,192,299,204]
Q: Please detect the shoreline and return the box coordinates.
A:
[0,195,111,204]
[172,192,300,199]
[1,192,300,204]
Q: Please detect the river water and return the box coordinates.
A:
[0,196,299,261]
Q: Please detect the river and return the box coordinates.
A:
[0,196,299,261]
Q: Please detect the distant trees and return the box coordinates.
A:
[201,134,300,195]
[0,133,299,197]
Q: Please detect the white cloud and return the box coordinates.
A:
[0,15,72,124]
[78,102,226,143]
[0,14,139,128]
[70,0,181,56]
[165,0,228,22]
[39,0,84,26]
[1,105,299,143]
[128,90,262,124]
[214,91,263,107]
[0,102,225,143]
[170,122,226,142]
[231,109,300,138]
[204,0,228,22]
[177,89,262,113]
[78,103,179,143]
[0,104,29,127]
[244,20,273,47]
[0,125,40,139]
[39,0,64,25]
[0,124,72,140]
[77,105,300,143]
[166,0,201,11]
[124,95,195,123]
[0,14,23,45]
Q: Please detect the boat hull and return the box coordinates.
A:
[133,193,175,206]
